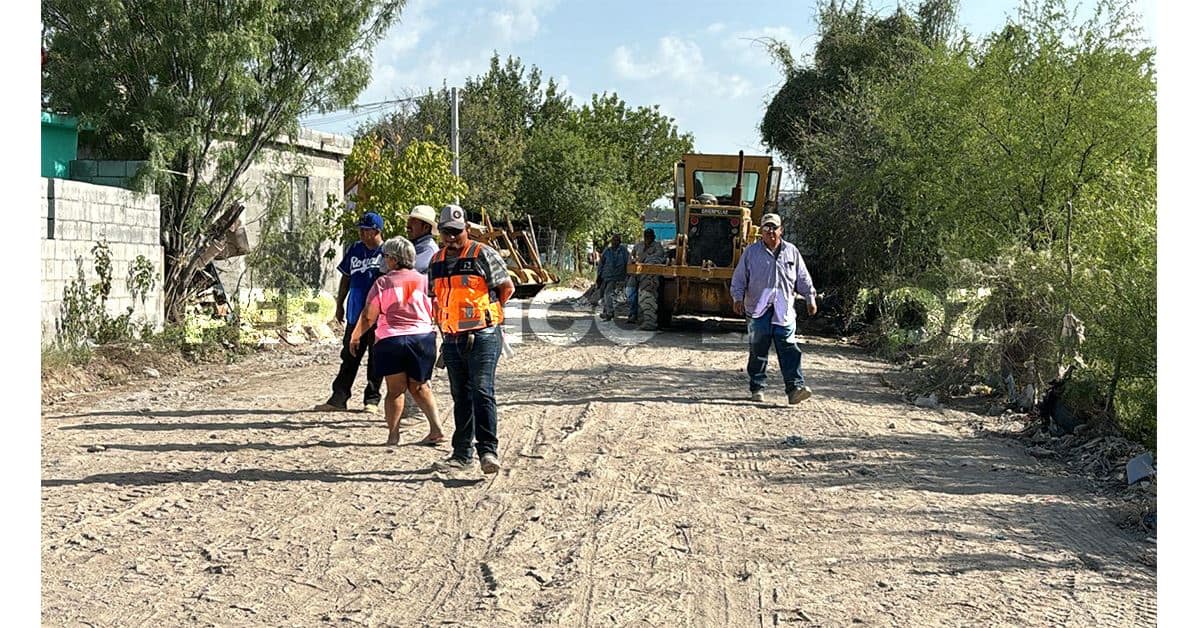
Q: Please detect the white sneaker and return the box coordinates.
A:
[750,390,765,402]
[480,453,500,475]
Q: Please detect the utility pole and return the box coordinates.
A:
[450,86,460,205]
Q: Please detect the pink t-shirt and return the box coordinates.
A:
[365,269,435,340]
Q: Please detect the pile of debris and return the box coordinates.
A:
[1011,416,1156,539]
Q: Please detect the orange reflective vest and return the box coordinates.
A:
[429,242,505,334]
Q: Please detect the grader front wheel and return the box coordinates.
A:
[637,275,667,331]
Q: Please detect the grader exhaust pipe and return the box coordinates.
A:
[731,150,745,207]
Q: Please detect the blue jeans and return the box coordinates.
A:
[442,328,502,461]
[625,278,639,318]
[747,307,804,393]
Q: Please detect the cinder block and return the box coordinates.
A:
[42,280,59,302]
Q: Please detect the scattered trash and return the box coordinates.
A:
[914,394,939,409]
[143,368,160,378]
[1126,452,1156,485]
[780,435,807,448]
[887,422,897,429]
[86,444,106,453]
[969,384,994,396]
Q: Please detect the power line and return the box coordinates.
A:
[301,95,423,125]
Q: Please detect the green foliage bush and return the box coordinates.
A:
[763,0,1156,445]
[55,241,139,350]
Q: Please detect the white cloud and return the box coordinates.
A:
[706,22,726,34]
[350,0,561,110]
[722,26,807,67]
[384,0,438,55]
[490,0,558,43]
[611,36,705,82]
[714,74,753,99]
[611,35,754,101]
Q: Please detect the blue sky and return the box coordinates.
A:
[301,0,1157,184]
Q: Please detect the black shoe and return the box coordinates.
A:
[788,386,813,404]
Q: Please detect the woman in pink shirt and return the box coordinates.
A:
[350,237,443,446]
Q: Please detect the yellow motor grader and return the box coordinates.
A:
[626,151,783,329]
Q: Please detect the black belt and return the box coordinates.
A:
[444,327,498,352]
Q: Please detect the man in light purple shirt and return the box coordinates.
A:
[730,212,818,404]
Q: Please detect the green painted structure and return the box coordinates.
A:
[41,112,79,178]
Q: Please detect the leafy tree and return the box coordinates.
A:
[365,54,549,218]
[42,0,402,322]
[515,124,615,241]
[361,55,692,244]
[342,134,468,238]
[568,93,694,212]
[760,0,934,172]
[760,0,1156,442]
[514,94,693,243]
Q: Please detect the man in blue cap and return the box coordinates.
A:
[315,212,386,413]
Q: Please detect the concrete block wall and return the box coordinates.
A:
[211,133,350,301]
[69,160,151,191]
[40,178,164,343]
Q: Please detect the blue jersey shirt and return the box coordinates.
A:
[337,241,384,325]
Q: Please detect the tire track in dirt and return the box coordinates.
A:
[42,296,1155,626]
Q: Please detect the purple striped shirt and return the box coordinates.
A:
[730,240,816,328]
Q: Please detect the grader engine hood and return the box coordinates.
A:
[684,205,747,268]
[624,151,782,329]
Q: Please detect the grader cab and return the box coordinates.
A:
[627,152,782,329]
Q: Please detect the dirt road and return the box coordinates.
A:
[42,291,1155,626]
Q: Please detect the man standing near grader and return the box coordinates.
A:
[731,212,817,405]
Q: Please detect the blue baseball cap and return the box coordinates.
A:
[357,212,384,231]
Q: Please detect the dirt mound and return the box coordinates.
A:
[42,343,192,402]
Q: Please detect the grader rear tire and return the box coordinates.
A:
[637,275,663,331]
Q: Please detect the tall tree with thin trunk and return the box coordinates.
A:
[42,0,403,322]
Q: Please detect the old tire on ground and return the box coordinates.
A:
[638,275,664,331]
